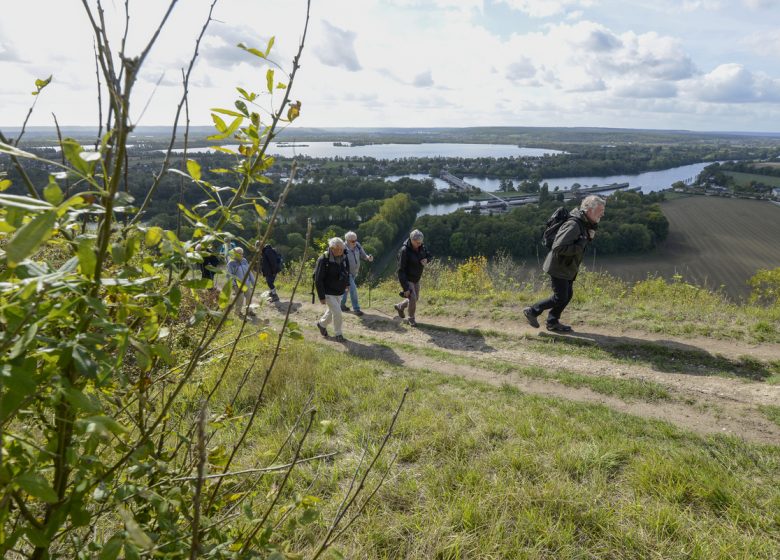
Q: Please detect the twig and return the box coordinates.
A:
[311,387,409,560]
[189,403,207,560]
[174,452,339,482]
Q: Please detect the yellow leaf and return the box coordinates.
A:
[0,179,12,191]
[186,159,201,181]
[254,203,267,218]
[287,100,301,122]
[258,332,269,342]
[145,227,163,247]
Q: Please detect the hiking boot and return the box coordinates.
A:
[333,334,346,343]
[522,307,540,328]
[340,304,350,312]
[408,318,417,327]
[353,310,364,317]
[546,321,573,333]
[268,293,280,303]
[316,322,328,337]
[394,303,405,319]
[247,309,257,317]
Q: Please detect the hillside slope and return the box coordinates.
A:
[261,298,780,445]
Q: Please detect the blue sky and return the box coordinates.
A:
[1,0,779,132]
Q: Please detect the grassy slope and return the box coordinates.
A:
[197,267,780,558]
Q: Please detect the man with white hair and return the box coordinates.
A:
[314,237,350,342]
[226,246,256,319]
[394,229,432,327]
[340,231,374,316]
[523,195,606,332]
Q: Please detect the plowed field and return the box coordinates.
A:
[595,196,780,299]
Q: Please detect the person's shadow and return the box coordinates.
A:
[539,330,776,381]
[338,338,404,366]
[268,300,302,314]
[355,311,408,333]
[416,323,497,353]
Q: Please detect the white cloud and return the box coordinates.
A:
[496,0,595,18]
[506,57,537,82]
[615,80,677,98]
[740,30,780,57]
[315,21,361,71]
[412,70,435,87]
[693,63,780,102]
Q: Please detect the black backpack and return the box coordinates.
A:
[542,207,571,250]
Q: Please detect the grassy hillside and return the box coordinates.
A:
[218,261,780,558]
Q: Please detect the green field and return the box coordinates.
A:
[725,171,780,188]
[593,196,780,299]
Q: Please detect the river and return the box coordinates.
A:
[177,142,563,159]
[415,162,712,216]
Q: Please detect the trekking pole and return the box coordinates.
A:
[367,261,373,308]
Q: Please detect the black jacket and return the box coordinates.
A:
[260,244,281,276]
[397,239,432,289]
[200,253,221,280]
[542,208,595,281]
[314,251,349,299]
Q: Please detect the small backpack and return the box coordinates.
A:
[541,207,571,250]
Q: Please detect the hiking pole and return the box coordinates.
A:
[367,261,373,308]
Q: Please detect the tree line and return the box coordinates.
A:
[415,191,669,260]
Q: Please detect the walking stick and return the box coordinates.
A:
[367,261,373,308]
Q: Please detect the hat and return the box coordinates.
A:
[234,247,244,255]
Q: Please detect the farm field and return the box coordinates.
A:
[724,170,780,188]
[594,195,780,299]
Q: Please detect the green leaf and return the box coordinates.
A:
[0,193,53,211]
[237,42,266,59]
[253,202,267,218]
[61,138,91,176]
[266,69,274,93]
[120,507,154,551]
[265,36,275,56]
[99,536,124,560]
[235,100,249,116]
[61,387,101,413]
[145,226,163,247]
[6,210,57,266]
[43,177,64,205]
[211,107,245,118]
[16,473,58,503]
[186,159,202,181]
[82,415,128,436]
[77,239,97,276]
[32,75,52,96]
[276,82,287,90]
[183,278,211,289]
[72,345,98,378]
[219,280,232,309]
[8,323,38,360]
[211,113,228,133]
[0,179,12,191]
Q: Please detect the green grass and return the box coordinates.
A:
[198,334,780,559]
[760,405,780,427]
[725,171,780,188]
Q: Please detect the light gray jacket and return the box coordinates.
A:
[344,241,370,276]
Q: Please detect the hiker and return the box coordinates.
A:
[314,237,350,342]
[258,241,283,302]
[340,231,374,316]
[226,246,256,319]
[394,229,432,327]
[523,195,606,332]
[196,243,221,291]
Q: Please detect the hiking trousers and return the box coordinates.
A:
[398,281,421,319]
[319,294,344,336]
[531,276,574,323]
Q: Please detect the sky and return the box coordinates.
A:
[1,0,779,133]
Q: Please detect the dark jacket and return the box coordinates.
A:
[397,239,432,289]
[260,244,281,276]
[542,208,595,281]
[200,253,221,280]
[314,250,349,299]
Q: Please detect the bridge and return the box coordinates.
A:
[440,171,482,193]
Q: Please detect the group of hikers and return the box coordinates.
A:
[197,194,607,341]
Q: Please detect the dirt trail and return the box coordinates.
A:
[263,301,780,446]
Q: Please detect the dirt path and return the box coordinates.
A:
[262,301,780,445]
